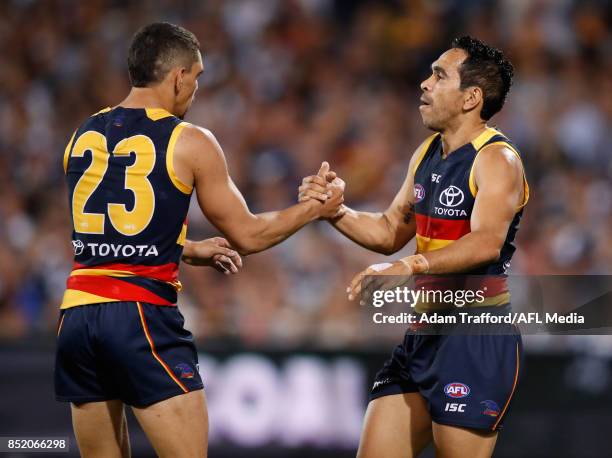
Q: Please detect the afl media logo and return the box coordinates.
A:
[414,184,426,203]
[439,185,464,208]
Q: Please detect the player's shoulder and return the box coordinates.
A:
[477,130,522,163]
[176,123,219,148]
[172,123,224,167]
[86,106,185,124]
[74,107,112,129]
[474,142,524,177]
[179,123,214,140]
[91,107,112,117]
[81,107,113,126]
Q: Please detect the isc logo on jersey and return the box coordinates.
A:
[444,382,470,398]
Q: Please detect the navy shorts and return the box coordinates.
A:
[55,301,203,407]
[370,310,523,431]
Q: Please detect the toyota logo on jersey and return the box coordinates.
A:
[439,185,464,208]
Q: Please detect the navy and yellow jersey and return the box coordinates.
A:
[61,107,193,309]
[412,127,529,309]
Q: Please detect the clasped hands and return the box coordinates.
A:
[181,161,429,294]
[299,165,429,302]
[298,161,346,219]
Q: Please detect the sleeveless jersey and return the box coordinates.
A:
[61,107,193,309]
[412,127,529,308]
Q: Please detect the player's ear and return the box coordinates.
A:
[174,67,186,94]
[463,86,482,112]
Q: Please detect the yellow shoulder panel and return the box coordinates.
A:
[145,108,174,121]
[166,122,193,194]
[471,127,503,151]
[62,130,78,173]
[412,133,440,176]
[92,107,112,116]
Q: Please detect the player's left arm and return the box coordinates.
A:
[347,144,525,298]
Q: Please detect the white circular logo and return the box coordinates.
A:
[72,240,84,255]
[414,184,425,203]
[439,186,464,208]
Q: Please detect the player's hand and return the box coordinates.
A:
[318,174,346,219]
[298,162,346,219]
[182,237,243,274]
[347,255,429,302]
[298,161,340,202]
[347,261,411,302]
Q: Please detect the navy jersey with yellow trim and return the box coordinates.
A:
[411,128,529,310]
[61,107,193,309]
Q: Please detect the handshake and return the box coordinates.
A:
[298,161,346,220]
[182,161,347,274]
[183,158,429,300]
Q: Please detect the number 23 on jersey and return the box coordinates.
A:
[69,131,156,236]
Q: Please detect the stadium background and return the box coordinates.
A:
[0,0,610,456]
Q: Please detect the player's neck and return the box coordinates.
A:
[440,119,487,157]
[118,87,175,115]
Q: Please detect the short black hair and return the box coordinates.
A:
[451,36,513,121]
[128,22,200,87]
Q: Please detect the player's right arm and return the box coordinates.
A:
[174,125,343,256]
[298,144,425,255]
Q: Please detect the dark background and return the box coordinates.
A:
[1,342,612,457]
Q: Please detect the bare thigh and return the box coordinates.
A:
[71,400,130,458]
[131,389,208,458]
[432,422,498,458]
[357,393,433,458]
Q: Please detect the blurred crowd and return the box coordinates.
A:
[0,0,610,345]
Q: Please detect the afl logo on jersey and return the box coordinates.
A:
[444,382,470,398]
[414,184,426,203]
[439,186,464,208]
